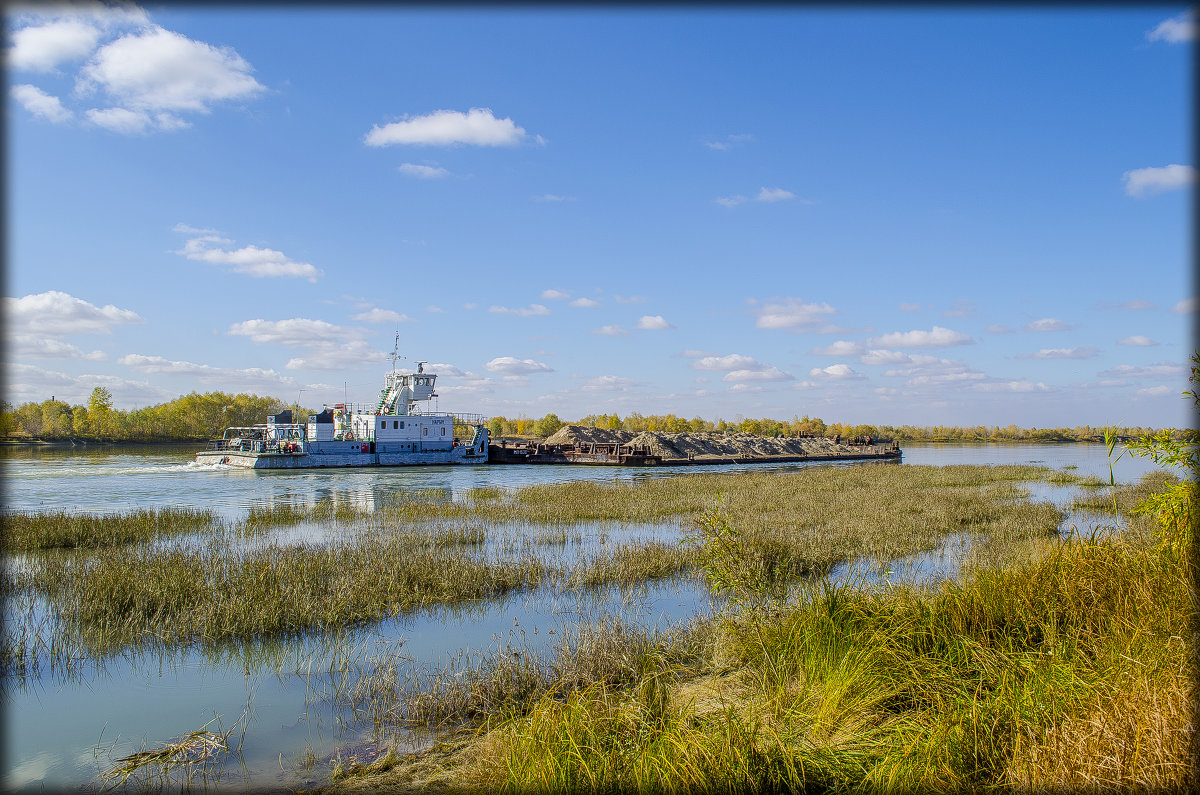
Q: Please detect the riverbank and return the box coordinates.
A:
[318,472,1192,793]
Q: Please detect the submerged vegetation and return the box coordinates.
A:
[3,507,217,552]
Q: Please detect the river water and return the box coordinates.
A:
[1,442,1165,792]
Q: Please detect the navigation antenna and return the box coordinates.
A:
[388,332,404,374]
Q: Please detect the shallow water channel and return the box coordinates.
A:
[2,442,1163,791]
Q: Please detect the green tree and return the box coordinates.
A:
[534,413,564,438]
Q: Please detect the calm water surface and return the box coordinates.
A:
[1,442,1164,791]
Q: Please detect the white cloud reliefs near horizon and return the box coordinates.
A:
[8,5,265,134]
[1122,164,1195,198]
[227,318,386,370]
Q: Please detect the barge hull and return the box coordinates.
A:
[196,450,488,469]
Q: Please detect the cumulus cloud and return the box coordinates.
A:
[811,340,864,356]
[489,304,551,317]
[867,325,973,348]
[10,84,72,122]
[1023,318,1070,332]
[725,366,793,383]
[118,354,295,388]
[365,108,530,147]
[86,106,187,133]
[175,229,321,281]
[637,315,674,330]
[715,194,747,207]
[1117,335,1158,347]
[79,25,263,112]
[227,317,386,370]
[1122,164,1195,198]
[484,356,553,375]
[883,355,986,386]
[6,4,147,72]
[591,325,629,336]
[6,290,142,336]
[541,289,570,301]
[1018,347,1100,360]
[351,308,414,324]
[9,336,106,361]
[1147,10,1194,43]
[397,162,448,179]
[569,297,600,308]
[1171,297,1197,314]
[1137,385,1173,397]
[751,297,836,331]
[808,364,866,381]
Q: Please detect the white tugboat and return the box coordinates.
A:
[196,345,488,469]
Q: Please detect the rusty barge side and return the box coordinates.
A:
[488,440,901,466]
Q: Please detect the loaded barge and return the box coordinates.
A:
[488,439,900,466]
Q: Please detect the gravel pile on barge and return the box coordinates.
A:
[544,426,876,461]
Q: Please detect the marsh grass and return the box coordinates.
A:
[2,507,218,551]
[442,528,1194,794]
[100,711,248,791]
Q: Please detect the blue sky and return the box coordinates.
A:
[6,4,1195,429]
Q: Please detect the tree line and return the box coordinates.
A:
[0,389,1169,444]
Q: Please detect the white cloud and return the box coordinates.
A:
[971,381,1051,393]
[693,354,759,371]
[580,375,639,392]
[1023,318,1070,332]
[752,298,836,330]
[808,364,866,381]
[591,325,629,336]
[1018,347,1099,360]
[488,304,551,317]
[1098,362,1186,379]
[1171,297,1197,314]
[351,308,414,324]
[5,290,142,336]
[484,356,553,375]
[118,354,295,388]
[1117,335,1158,347]
[1137,385,1173,397]
[10,84,72,122]
[365,108,529,147]
[637,315,673,330]
[9,335,106,361]
[1122,164,1195,198]
[86,106,187,133]
[704,133,754,151]
[569,297,600,308]
[724,366,792,383]
[811,340,864,356]
[176,231,321,281]
[883,356,986,386]
[859,349,914,366]
[78,25,264,113]
[227,317,385,370]
[397,163,448,179]
[425,363,466,377]
[715,194,747,207]
[728,384,765,393]
[540,289,570,300]
[8,15,105,71]
[1147,10,1195,43]
[4,362,171,408]
[867,325,973,348]
[755,187,795,202]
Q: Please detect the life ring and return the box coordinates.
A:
[344,432,354,441]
